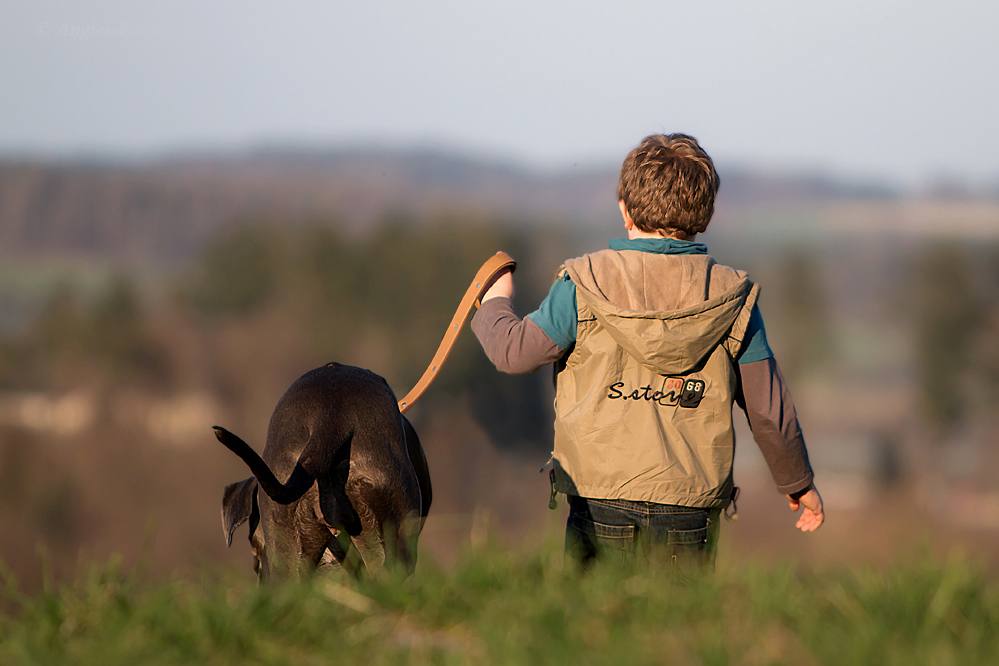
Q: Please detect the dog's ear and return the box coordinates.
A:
[222,477,259,547]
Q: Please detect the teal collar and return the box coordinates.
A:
[609,237,708,255]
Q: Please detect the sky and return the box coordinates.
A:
[2,1,997,186]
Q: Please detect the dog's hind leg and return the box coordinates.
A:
[321,530,365,576]
[316,437,362,537]
[314,436,368,575]
[396,511,423,571]
[350,513,387,576]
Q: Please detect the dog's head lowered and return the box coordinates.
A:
[222,477,266,578]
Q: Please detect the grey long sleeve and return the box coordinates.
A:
[471,297,564,374]
[736,357,814,495]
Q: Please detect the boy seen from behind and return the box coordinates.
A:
[472,133,823,569]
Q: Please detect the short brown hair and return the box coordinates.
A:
[616,134,720,238]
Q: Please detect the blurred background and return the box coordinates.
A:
[1,1,997,586]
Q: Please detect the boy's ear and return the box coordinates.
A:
[619,200,635,231]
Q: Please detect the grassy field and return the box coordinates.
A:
[2,544,997,666]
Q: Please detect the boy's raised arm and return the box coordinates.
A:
[472,270,565,374]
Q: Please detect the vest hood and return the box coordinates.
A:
[565,251,754,375]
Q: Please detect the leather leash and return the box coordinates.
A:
[398,251,516,414]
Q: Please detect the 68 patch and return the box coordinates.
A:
[678,379,706,408]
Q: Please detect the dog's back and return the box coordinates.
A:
[264,363,426,570]
[219,362,430,577]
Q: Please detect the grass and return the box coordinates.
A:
[2,545,998,666]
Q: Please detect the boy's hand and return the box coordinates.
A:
[481,268,515,302]
[787,484,824,532]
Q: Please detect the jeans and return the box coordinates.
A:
[565,495,720,573]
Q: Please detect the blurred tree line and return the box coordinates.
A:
[0,215,587,455]
[911,242,999,440]
[1,219,996,452]
[174,215,577,453]
[770,249,835,380]
[0,275,169,392]
[719,237,999,444]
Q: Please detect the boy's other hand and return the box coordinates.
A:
[481,268,515,302]
[787,484,824,532]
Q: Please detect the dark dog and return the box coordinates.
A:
[218,363,431,580]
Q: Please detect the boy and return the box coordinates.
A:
[471,134,823,567]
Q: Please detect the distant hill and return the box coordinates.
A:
[0,149,613,264]
[0,147,994,264]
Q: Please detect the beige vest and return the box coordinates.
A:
[552,250,760,508]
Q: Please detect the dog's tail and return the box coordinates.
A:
[213,426,315,505]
